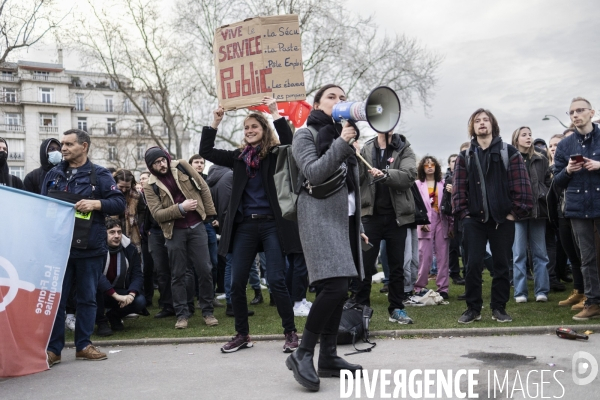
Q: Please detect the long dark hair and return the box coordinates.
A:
[417,156,442,182]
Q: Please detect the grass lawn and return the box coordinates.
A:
[66,270,592,342]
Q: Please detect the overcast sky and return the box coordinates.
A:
[23,0,599,165]
[346,0,600,162]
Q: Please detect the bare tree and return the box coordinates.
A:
[69,0,192,159]
[0,0,64,63]
[176,0,443,147]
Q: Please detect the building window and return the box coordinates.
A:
[108,145,117,161]
[40,114,57,126]
[110,80,118,90]
[107,118,117,135]
[75,94,84,111]
[142,97,150,113]
[5,113,22,128]
[136,119,145,135]
[105,96,114,112]
[39,88,53,103]
[3,88,16,103]
[6,139,24,161]
[123,98,131,113]
[136,144,146,161]
[77,117,88,132]
[1,71,15,81]
[34,71,50,81]
[9,166,24,178]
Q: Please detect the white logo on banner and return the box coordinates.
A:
[0,256,35,312]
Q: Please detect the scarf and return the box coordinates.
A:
[239,145,261,178]
[105,244,128,289]
[306,109,358,193]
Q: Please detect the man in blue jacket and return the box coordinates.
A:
[553,97,600,321]
[42,129,125,366]
[96,218,147,336]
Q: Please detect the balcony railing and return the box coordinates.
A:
[22,74,71,83]
[39,125,59,133]
[0,124,24,132]
[0,94,19,104]
[0,75,18,82]
[8,151,24,161]
[72,103,158,114]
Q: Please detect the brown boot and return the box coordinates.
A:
[573,304,600,321]
[75,345,107,361]
[559,290,585,306]
[571,296,587,311]
[47,351,61,367]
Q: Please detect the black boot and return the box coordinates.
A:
[250,289,264,305]
[286,329,320,391]
[317,334,362,378]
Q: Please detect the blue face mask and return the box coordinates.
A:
[48,151,62,165]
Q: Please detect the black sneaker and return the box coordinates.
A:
[492,308,512,323]
[439,291,449,300]
[452,277,466,285]
[96,321,113,336]
[457,292,466,300]
[379,283,389,293]
[458,309,481,324]
[221,333,253,353]
[154,308,176,319]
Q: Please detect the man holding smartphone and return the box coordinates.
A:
[355,129,417,325]
[553,97,600,320]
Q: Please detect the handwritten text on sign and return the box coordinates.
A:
[214,15,306,110]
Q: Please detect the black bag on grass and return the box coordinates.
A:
[337,300,376,355]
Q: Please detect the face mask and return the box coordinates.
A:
[0,151,7,166]
[48,151,62,165]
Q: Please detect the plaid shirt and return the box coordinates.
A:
[452,142,533,222]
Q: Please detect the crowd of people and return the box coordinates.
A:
[1,91,598,392]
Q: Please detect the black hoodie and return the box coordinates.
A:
[23,138,61,194]
[206,165,233,232]
[0,137,24,189]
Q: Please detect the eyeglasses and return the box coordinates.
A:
[567,108,591,116]
[152,157,167,167]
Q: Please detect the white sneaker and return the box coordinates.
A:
[515,296,527,303]
[260,278,267,286]
[536,294,548,302]
[260,284,268,290]
[65,315,76,331]
[301,299,312,309]
[124,313,139,319]
[216,293,226,300]
[293,303,310,317]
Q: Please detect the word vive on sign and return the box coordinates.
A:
[213,14,306,110]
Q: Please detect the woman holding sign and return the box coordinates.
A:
[287,84,365,392]
[200,97,302,354]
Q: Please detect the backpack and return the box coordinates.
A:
[337,301,376,355]
[151,163,194,197]
[272,126,318,222]
[465,141,509,170]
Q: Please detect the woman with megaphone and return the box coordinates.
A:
[287,84,367,391]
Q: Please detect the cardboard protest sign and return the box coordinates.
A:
[214,14,306,110]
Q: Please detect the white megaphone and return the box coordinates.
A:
[331,86,401,133]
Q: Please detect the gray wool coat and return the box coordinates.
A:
[292,127,365,284]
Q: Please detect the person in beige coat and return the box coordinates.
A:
[143,147,217,329]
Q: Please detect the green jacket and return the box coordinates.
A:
[359,134,416,226]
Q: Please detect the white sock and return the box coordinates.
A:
[66,314,74,319]
[294,301,303,309]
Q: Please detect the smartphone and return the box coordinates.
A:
[361,239,374,252]
[570,154,584,163]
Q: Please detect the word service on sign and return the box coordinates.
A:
[213,14,306,110]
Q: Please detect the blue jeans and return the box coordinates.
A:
[225,252,263,304]
[380,239,389,284]
[513,219,550,298]
[230,219,295,335]
[48,255,104,354]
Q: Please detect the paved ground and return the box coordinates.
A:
[1,334,599,399]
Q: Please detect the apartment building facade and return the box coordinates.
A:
[0,60,189,180]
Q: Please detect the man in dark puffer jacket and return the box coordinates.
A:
[553,97,600,321]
